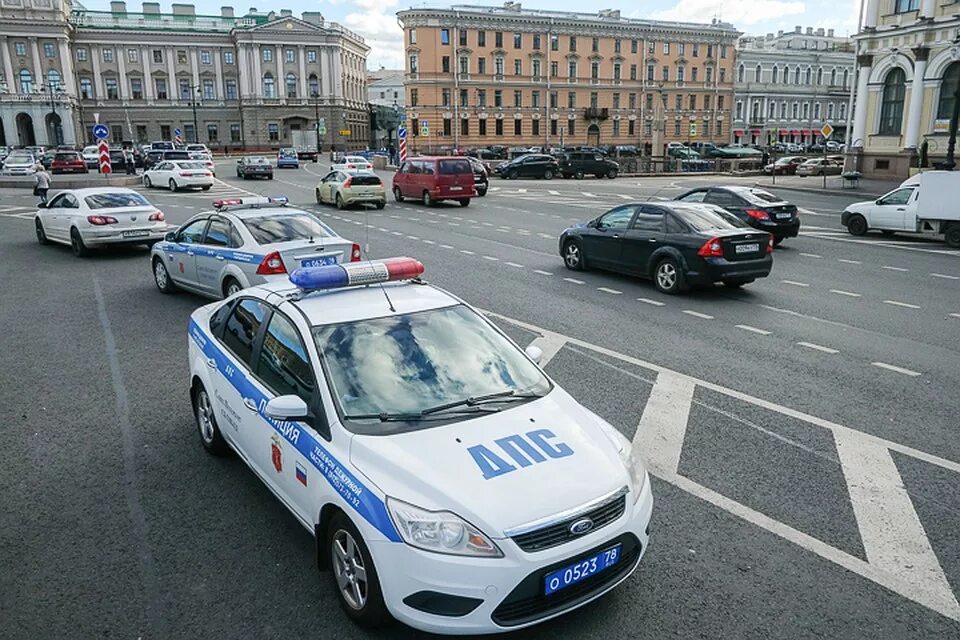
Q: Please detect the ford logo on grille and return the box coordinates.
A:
[569,518,594,536]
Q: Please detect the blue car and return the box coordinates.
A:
[276,148,300,169]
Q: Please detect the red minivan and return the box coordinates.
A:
[391,156,477,207]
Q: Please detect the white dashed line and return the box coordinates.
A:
[637,298,665,306]
[682,310,714,320]
[735,325,772,335]
[460,250,475,255]
[391,231,403,236]
[505,262,525,268]
[617,194,635,200]
[422,239,435,245]
[597,287,622,295]
[538,233,554,239]
[838,258,862,265]
[440,244,454,249]
[563,277,585,285]
[782,280,810,287]
[882,265,909,272]
[872,362,921,377]
[406,235,419,240]
[377,227,388,232]
[883,300,921,309]
[482,255,499,261]
[800,252,823,258]
[548,190,561,195]
[797,342,839,354]
[950,313,960,319]
[582,192,597,198]
[830,289,862,298]
[931,273,959,280]
[533,269,553,276]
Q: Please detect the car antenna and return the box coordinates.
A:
[364,204,396,312]
[645,182,674,203]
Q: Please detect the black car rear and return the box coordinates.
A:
[493,154,559,180]
[467,157,489,196]
[674,185,800,244]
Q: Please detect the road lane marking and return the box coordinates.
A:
[635,372,696,476]
[637,297,665,306]
[830,289,862,297]
[517,188,527,193]
[582,192,597,197]
[405,235,419,240]
[682,310,714,319]
[440,244,454,249]
[618,194,635,200]
[797,341,839,354]
[951,313,960,319]
[835,432,956,618]
[735,324,771,335]
[505,262,525,268]
[597,287,622,294]
[460,249,475,255]
[871,362,921,377]
[800,252,823,258]
[538,233,554,239]
[533,269,553,276]
[931,273,959,280]
[482,255,499,261]
[563,277,585,285]
[782,280,810,287]
[882,265,909,272]
[527,333,567,367]
[838,258,862,264]
[548,190,560,195]
[883,300,921,309]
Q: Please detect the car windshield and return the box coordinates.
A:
[313,304,550,427]
[279,149,296,157]
[675,205,747,231]
[84,192,151,209]
[242,213,332,244]
[345,156,367,163]
[186,145,206,151]
[7,153,33,162]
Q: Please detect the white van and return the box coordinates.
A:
[841,171,960,247]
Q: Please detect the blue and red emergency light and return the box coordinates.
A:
[289,257,425,291]
[213,196,289,210]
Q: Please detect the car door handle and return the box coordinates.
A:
[612,234,621,239]
[216,255,225,261]
[648,238,657,243]
[206,358,217,369]
[242,398,258,412]
[187,250,195,256]
[896,208,905,211]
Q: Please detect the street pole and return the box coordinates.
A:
[189,84,201,144]
[312,91,320,162]
[944,75,960,170]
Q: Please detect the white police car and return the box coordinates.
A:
[187,258,653,634]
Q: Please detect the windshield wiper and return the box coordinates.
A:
[420,389,544,415]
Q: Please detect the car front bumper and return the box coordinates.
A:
[687,254,773,284]
[80,225,169,246]
[370,475,653,635]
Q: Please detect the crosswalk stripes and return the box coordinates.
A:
[0,206,36,220]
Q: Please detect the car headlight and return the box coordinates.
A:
[386,497,503,558]
[595,419,647,504]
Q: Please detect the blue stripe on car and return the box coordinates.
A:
[157,242,263,264]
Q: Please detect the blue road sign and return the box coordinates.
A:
[174,127,182,136]
[398,127,407,139]
[92,123,109,139]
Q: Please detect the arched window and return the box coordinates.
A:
[805,67,812,84]
[936,62,960,120]
[19,69,33,94]
[783,66,790,85]
[878,68,906,135]
[308,73,319,97]
[842,69,849,87]
[755,64,762,82]
[263,73,275,98]
[794,67,801,84]
[816,67,823,85]
[737,64,745,83]
[285,73,297,98]
[772,66,779,83]
[830,68,837,86]
[47,69,61,91]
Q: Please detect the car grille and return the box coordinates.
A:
[510,493,626,553]
[491,533,641,627]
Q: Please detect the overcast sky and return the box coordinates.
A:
[81,0,862,70]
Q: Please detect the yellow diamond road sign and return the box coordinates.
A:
[820,123,834,139]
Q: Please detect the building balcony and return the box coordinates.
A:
[584,107,609,120]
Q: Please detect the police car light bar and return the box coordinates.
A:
[289,257,424,291]
[213,196,289,210]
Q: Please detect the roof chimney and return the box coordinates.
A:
[172,3,196,16]
[142,2,160,14]
[827,28,835,37]
[301,11,324,25]
[221,6,234,17]
[503,1,521,11]
[777,30,783,37]
[816,28,824,36]
[806,27,813,34]
[795,25,801,33]
[110,1,127,13]
[280,9,292,17]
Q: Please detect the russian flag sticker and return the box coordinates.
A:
[295,462,307,487]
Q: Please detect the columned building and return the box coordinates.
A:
[850,0,960,176]
[397,3,739,153]
[732,27,855,147]
[0,0,369,150]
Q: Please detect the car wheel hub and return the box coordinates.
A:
[154,262,167,288]
[565,244,579,267]
[197,390,214,443]
[333,530,367,610]
[657,263,676,288]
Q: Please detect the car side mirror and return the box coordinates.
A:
[164,231,176,242]
[525,345,543,364]
[264,395,310,421]
[36,201,47,209]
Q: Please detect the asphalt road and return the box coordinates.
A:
[1,159,958,639]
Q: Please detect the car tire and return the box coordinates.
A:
[376,201,385,210]
[35,218,49,245]
[723,278,754,288]
[201,185,211,191]
[595,173,604,179]
[327,512,391,629]
[168,178,178,192]
[153,257,177,293]
[423,191,433,207]
[543,169,554,180]
[393,186,404,202]
[945,224,960,248]
[607,169,618,179]
[336,194,346,210]
[458,199,470,207]
[562,239,585,271]
[143,175,152,188]
[773,236,784,246]
[653,257,686,295]
[193,382,230,456]
[70,228,90,258]
[222,277,242,298]
[316,188,324,205]
[508,169,519,180]
[477,185,487,197]
[846,214,868,236]
[267,175,273,180]
[575,170,584,180]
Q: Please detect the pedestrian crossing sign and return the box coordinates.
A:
[689,122,697,137]
[420,120,429,137]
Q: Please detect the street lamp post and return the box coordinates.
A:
[39,82,65,146]
[311,91,321,162]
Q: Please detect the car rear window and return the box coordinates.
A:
[438,159,471,174]
[55,153,80,161]
[740,189,783,205]
[675,205,747,231]
[164,152,190,160]
[176,162,208,170]
[350,174,381,186]
[242,213,332,244]
[85,192,151,209]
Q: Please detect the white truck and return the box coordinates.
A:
[290,129,318,161]
[841,171,960,248]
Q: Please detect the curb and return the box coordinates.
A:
[749,182,887,199]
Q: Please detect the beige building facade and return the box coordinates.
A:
[850,0,960,176]
[397,3,739,153]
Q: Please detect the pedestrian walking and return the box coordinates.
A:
[33,164,51,206]
[123,147,136,175]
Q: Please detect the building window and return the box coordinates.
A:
[843,69,849,87]
[131,78,143,99]
[568,120,575,136]
[630,64,637,81]
[152,49,163,63]
[648,40,655,54]
[612,93,620,109]
[533,34,541,50]
[443,118,452,136]
[677,67,685,83]
[442,88,450,107]
[662,66,669,81]
[76,48,88,62]
[410,88,418,106]
[568,91,576,108]
[735,101,743,120]
[721,46,727,59]
[495,31,503,48]
[894,0,919,12]
[134,124,147,142]
[704,95,711,110]
[614,39,621,54]
[679,43,685,56]
[478,31,486,47]
[737,64,745,83]
[479,118,487,136]
[206,123,218,142]
[631,39,638,54]
[706,67,713,84]
[307,50,317,63]
[478,58,486,74]
[816,67,824,85]
[719,68,725,83]
[936,62,960,120]
[814,103,821,120]
[676,94,683,111]
[514,59,522,76]
[103,48,114,63]
[551,34,558,51]
[551,119,558,135]
[409,29,417,45]
[104,77,118,99]
[494,89,502,107]
[18,69,33,94]
[794,67,801,84]
[308,74,319,96]
[771,66,779,83]
[514,90,522,107]
[285,49,295,63]
[792,102,799,119]
[839,103,847,119]
[179,79,191,99]
[780,102,787,118]
[531,118,540,137]
[591,62,599,80]
[663,42,670,55]
[691,67,698,82]
[226,79,237,99]
[43,42,55,58]
[224,50,235,65]
[442,56,451,73]
[459,56,468,75]
[160,124,171,140]
[262,48,273,63]
[267,123,279,141]
[755,65,761,82]
[460,89,468,106]
[14,42,26,57]
[460,118,469,136]
[647,64,655,81]
[805,67,812,84]
[155,78,167,99]
[802,102,810,119]
[45,69,60,91]
[549,91,557,108]
[263,74,276,98]
[569,36,577,52]
[495,118,503,136]
[690,95,697,110]
[591,92,599,108]
[568,61,576,81]
[478,89,486,106]
[514,118,521,136]
[768,101,775,118]
[532,90,540,108]
[203,79,215,99]
[286,73,297,98]
[177,50,187,64]
[79,77,93,99]
[879,68,906,135]
[495,56,506,76]
[644,121,652,136]
[409,54,419,74]
[230,123,241,142]
[614,63,621,81]
[612,119,620,136]
[629,93,636,109]
[592,37,599,53]
[441,29,450,45]
[674,120,681,136]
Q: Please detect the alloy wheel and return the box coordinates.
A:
[332,529,368,610]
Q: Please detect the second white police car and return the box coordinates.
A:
[188,258,653,634]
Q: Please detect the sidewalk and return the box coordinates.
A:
[740,174,902,199]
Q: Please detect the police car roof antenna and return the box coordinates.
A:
[364,206,396,312]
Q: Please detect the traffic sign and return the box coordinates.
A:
[820,123,834,139]
[398,127,407,139]
[92,123,109,140]
[339,129,352,137]
[419,120,429,137]
[97,139,112,174]
[689,122,697,137]
[318,125,327,136]
[174,127,182,136]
